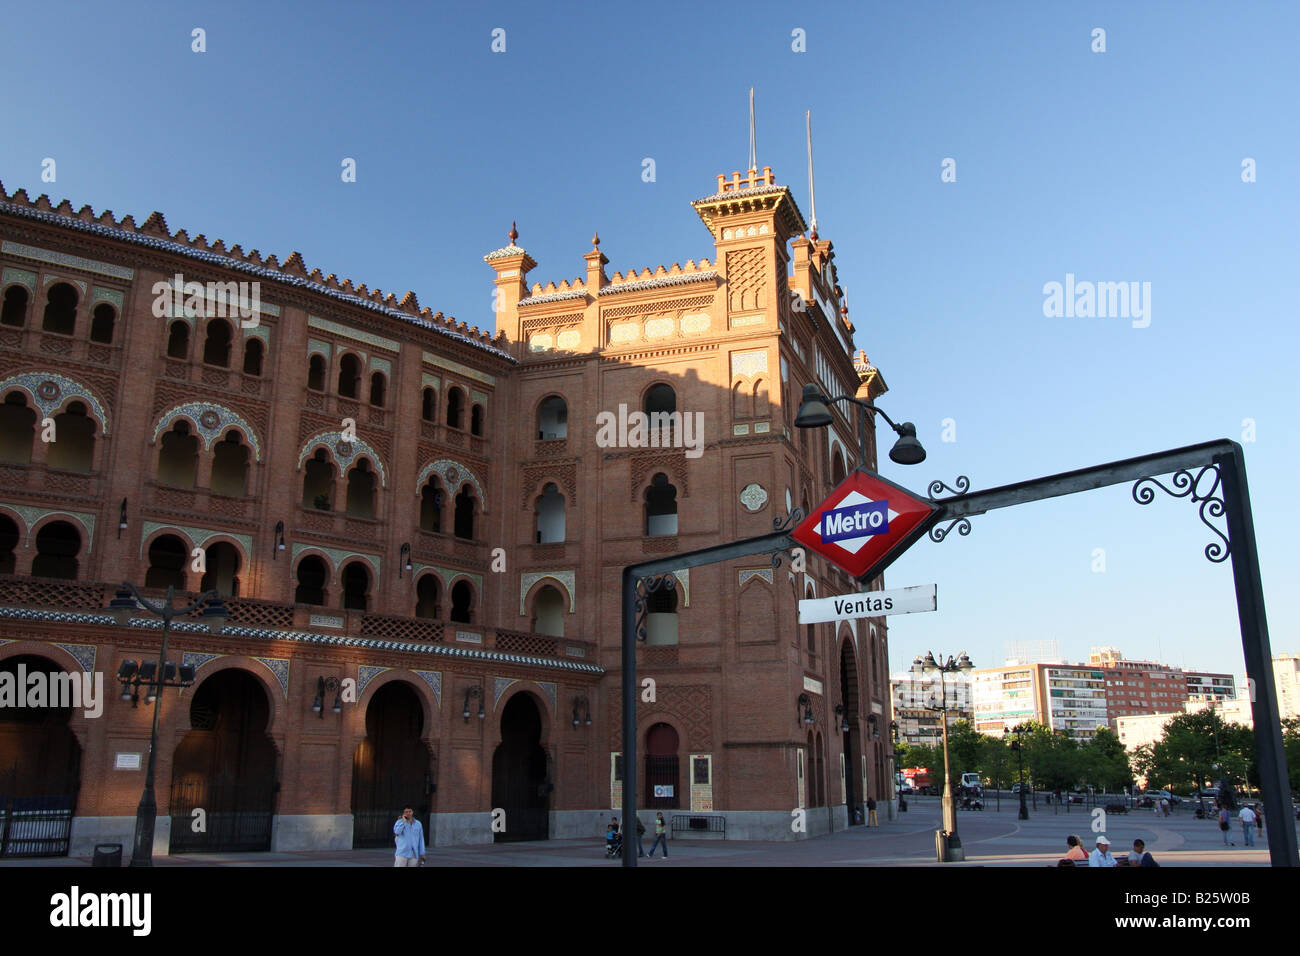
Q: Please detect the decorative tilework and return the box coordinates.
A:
[411,563,482,590]
[754,422,770,434]
[182,651,225,675]
[732,424,750,436]
[738,568,773,588]
[307,338,332,360]
[673,569,690,607]
[242,324,269,341]
[730,314,764,328]
[0,372,110,433]
[309,315,400,353]
[681,312,711,334]
[730,349,769,379]
[253,657,290,698]
[2,268,36,291]
[8,506,96,552]
[470,389,489,406]
[519,570,575,615]
[493,676,517,707]
[369,356,391,376]
[1,241,134,279]
[90,287,123,309]
[358,666,391,696]
[644,317,674,339]
[412,669,442,706]
[308,614,345,629]
[555,329,580,350]
[140,523,252,559]
[153,402,262,460]
[529,333,553,352]
[421,352,496,386]
[51,643,95,672]
[739,483,767,512]
[537,681,557,711]
[414,459,483,506]
[298,431,387,487]
[291,543,381,577]
[455,631,483,644]
[42,274,88,295]
[608,323,638,344]
[421,372,441,390]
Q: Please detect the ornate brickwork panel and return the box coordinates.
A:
[608,684,712,749]
[152,401,262,460]
[0,372,110,432]
[298,431,388,487]
[519,571,575,615]
[415,459,484,507]
[519,459,578,509]
[629,450,689,500]
[726,248,765,313]
[7,505,97,551]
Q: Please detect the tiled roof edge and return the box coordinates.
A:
[598,271,718,296]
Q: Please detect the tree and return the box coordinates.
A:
[946,719,984,781]
[1079,727,1132,793]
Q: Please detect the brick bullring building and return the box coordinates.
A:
[0,164,893,856]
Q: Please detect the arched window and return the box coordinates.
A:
[302,449,335,510]
[345,459,377,519]
[295,555,328,606]
[32,521,80,580]
[535,483,565,544]
[41,283,77,335]
[645,584,678,645]
[446,387,464,429]
[369,372,386,408]
[144,534,187,590]
[0,514,18,575]
[202,319,233,367]
[470,404,483,436]
[201,541,241,597]
[307,354,326,391]
[415,575,441,619]
[450,580,473,624]
[532,585,565,637]
[0,393,36,464]
[453,483,475,540]
[805,584,817,653]
[89,304,116,343]
[419,478,444,533]
[831,447,846,486]
[537,395,567,439]
[47,401,95,472]
[421,387,436,422]
[752,378,769,417]
[645,472,678,536]
[341,561,369,611]
[158,421,199,488]
[211,432,250,496]
[0,285,28,327]
[166,321,190,359]
[242,338,264,376]
[644,383,677,443]
[338,354,361,399]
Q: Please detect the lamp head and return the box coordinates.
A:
[200,596,230,635]
[108,586,138,625]
[888,422,926,465]
[793,384,833,429]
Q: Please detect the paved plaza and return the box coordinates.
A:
[4,795,1290,867]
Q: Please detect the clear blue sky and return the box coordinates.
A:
[3,1,1296,682]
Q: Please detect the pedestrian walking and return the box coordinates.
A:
[1088,835,1117,867]
[634,815,647,857]
[1239,804,1257,846]
[867,796,878,827]
[1131,839,1159,867]
[393,806,426,867]
[647,811,669,859]
[1254,804,1264,836]
[1217,805,1233,846]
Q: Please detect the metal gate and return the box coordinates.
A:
[0,793,77,857]
[169,774,274,853]
[645,755,680,809]
[353,772,430,849]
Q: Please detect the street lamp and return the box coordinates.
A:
[794,383,926,468]
[919,650,973,861]
[1004,723,1030,821]
[108,582,229,866]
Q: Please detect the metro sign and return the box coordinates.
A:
[791,470,940,580]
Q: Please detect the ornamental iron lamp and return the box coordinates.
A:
[462,685,484,722]
[273,520,286,558]
[794,383,926,468]
[313,676,344,717]
[797,693,815,726]
[918,649,975,861]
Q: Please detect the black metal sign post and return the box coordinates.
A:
[620,438,1296,867]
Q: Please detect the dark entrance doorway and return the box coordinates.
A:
[169,669,277,853]
[0,655,81,857]
[352,681,430,848]
[840,640,861,824]
[644,722,680,810]
[491,693,549,842]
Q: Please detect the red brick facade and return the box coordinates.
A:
[0,166,892,852]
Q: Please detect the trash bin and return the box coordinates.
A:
[92,843,122,867]
[935,829,947,863]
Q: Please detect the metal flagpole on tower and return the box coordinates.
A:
[748,87,757,174]
[807,110,818,236]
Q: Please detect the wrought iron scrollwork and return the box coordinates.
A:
[634,573,677,642]
[928,517,972,543]
[1131,465,1230,563]
[768,508,806,569]
[927,476,970,501]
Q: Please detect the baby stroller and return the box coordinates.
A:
[605,827,623,858]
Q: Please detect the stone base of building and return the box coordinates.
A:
[69,815,171,859]
[270,814,353,851]
[429,811,495,846]
[550,809,615,840]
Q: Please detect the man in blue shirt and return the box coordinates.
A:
[393,806,426,867]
